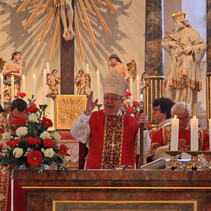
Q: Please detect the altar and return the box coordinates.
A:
[15,169,211,211]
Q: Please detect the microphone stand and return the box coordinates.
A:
[137,72,149,169]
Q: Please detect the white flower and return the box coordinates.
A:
[28,113,39,123]
[2,131,11,141]
[41,148,45,153]
[40,131,51,140]
[13,148,24,158]
[44,148,55,158]
[16,127,28,137]
[51,132,61,141]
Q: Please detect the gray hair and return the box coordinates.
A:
[171,102,191,117]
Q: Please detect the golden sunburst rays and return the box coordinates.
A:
[16,0,118,61]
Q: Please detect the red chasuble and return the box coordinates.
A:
[86,110,139,169]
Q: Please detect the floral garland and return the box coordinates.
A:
[0,94,68,174]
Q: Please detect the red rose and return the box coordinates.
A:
[42,118,53,128]
[133,101,140,107]
[13,117,27,127]
[126,107,134,114]
[135,112,140,120]
[6,139,20,147]
[59,144,68,156]
[27,151,43,167]
[0,128,5,134]
[25,107,39,114]
[29,103,37,108]
[43,139,56,148]
[17,92,26,98]
[125,91,132,98]
[147,120,151,128]
[0,143,3,152]
[25,137,41,146]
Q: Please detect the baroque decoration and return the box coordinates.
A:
[16,0,118,61]
[0,94,68,174]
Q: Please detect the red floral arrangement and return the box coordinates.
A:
[0,95,68,173]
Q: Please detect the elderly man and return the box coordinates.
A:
[147,102,209,161]
[71,71,149,169]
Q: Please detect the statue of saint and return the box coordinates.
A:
[161,12,206,116]
[46,69,61,99]
[2,51,23,102]
[75,70,91,95]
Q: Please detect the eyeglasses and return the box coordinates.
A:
[177,116,189,121]
[152,108,160,112]
[104,97,122,102]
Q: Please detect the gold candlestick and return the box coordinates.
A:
[96,104,102,111]
[203,151,211,170]
[185,151,203,170]
[165,151,183,170]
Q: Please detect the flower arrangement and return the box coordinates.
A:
[0,94,68,174]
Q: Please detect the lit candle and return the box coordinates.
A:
[190,116,198,151]
[11,76,14,102]
[86,63,89,74]
[129,76,133,102]
[136,75,140,101]
[46,62,50,74]
[170,115,179,151]
[1,73,4,108]
[43,69,46,104]
[22,75,25,93]
[33,73,36,99]
[209,119,211,151]
[96,69,100,102]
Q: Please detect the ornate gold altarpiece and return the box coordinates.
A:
[15,169,211,211]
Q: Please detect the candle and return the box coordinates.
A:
[86,63,89,74]
[96,69,100,102]
[170,115,179,151]
[129,76,133,102]
[136,75,140,101]
[209,119,211,151]
[22,75,25,93]
[46,62,50,74]
[33,73,36,99]
[11,76,14,102]
[1,73,4,108]
[43,69,46,104]
[190,116,198,151]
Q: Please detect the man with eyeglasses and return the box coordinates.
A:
[147,102,209,161]
[71,71,150,169]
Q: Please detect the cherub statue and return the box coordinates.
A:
[75,70,91,95]
[46,69,61,99]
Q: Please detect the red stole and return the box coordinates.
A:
[86,110,139,169]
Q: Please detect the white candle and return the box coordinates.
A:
[170,115,179,151]
[11,76,14,102]
[136,75,140,101]
[96,69,100,102]
[46,62,50,74]
[43,69,46,104]
[86,63,89,74]
[209,119,211,151]
[22,75,25,93]
[129,76,133,102]
[190,116,198,151]
[1,73,4,108]
[33,73,36,99]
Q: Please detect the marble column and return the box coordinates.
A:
[145,0,163,76]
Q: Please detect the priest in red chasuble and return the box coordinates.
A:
[71,71,150,169]
[147,102,209,161]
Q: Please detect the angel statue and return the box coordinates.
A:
[46,69,61,99]
[75,70,91,95]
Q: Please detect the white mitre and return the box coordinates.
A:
[103,71,128,97]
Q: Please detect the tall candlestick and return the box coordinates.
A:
[33,73,36,99]
[190,116,198,151]
[86,63,89,74]
[11,76,14,102]
[170,115,179,151]
[136,75,140,101]
[1,73,4,108]
[129,76,133,102]
[96,69,100,102]
[43,69,46,104]
[209,119,211,151]
[46,62,50,74]
[22,75,25,93]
